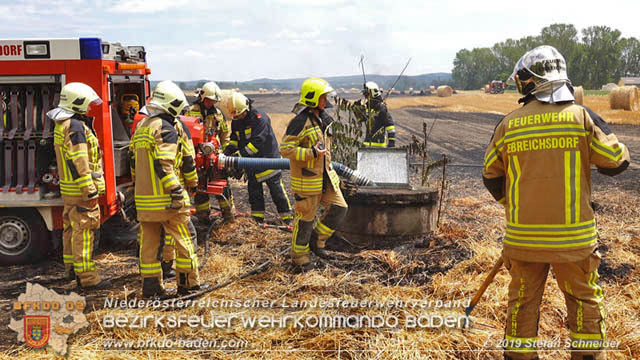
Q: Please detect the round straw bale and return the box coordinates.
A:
[429,85,436,92]
[483,84,490,93]
[609,86,639,111]
[436,85,453,97]
[574,86,584,105]
[218,89,236,120]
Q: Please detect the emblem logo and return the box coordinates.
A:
[24,315,50,348]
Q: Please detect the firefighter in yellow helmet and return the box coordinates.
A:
[47,82,109,290]
[280,78,347,272]
[483,45,630,360]
[223,92,292,225]
[130,80,203,297]
[186,81,234,222]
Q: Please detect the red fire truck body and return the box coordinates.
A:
[0,38,151,264]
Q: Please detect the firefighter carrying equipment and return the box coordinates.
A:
[130,102,201,291]
[49,82,106,288]
[187,88,233,221]
[281,102,347,266]
[508,45,574,104]
[482,101,630,263]
[224,102,292,223]
[502,251,607,360]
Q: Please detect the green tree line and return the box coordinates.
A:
[452,24,640,90]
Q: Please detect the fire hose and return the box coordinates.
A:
[217,154,376,187]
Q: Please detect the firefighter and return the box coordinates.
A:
[482,45,630,360]
[163,114,199,279]
[359,81,396,147]
[47,82,110,290]
[280,78,348,272]
[186,81,234,222]
[130,80,203,297]
[223,92,292,225]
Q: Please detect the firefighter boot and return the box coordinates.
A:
[142,277,166,298]
[78,278,112,291]
[310,230,333,259]
[162,261,176,279]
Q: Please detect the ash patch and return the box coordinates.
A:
[323,230,473,286]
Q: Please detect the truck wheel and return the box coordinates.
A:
[0,209,50,265]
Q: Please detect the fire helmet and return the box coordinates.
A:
[149,80,187,116]
[298,78,335,108]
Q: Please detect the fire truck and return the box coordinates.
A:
[0,38,152,265]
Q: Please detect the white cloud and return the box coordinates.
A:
[231,19,245,26]
[212,38,266,50]
[110,0,189,13]
[274,28,320,40]
[184,49,215,59]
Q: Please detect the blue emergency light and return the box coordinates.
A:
[79,37,102,59]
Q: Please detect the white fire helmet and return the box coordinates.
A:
[508,45,574,103]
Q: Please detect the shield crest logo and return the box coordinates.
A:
[24,315,50,348]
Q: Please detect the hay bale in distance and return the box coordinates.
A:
[437,85,453,97]
[609,86,639,111]
[429,85,436,92]
[574,86,584,105]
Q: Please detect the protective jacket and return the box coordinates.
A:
[483,100,630,263]
[362,98,395,147]
[174,118,198,189]
[130,109,189,221]
[185,102,230,150]
[54,115,105,204]
[225,108,282,182]
[280,108,340,196]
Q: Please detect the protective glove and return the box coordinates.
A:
[167,187,185,209]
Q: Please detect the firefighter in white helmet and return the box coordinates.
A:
[360,81,396,147]
[483,45,630,360]
[130,80,204,297]
[223,92,292,225]
[48,82,109,290]
[280,78,347,272]
[186,81,234,222]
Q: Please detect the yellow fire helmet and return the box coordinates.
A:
[231,92,250,118]
[298,78,335,108]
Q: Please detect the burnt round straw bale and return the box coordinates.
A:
[437,85,453,97]
[609,86,639,111]
[574,85,584,105]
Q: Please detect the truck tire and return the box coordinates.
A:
[0,208,50,265]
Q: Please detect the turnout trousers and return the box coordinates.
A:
[138,212,200,289]
[247,172,292,222]
[194,184,234,219]
[503,251,606,360]
[291,184,347,265]
[62,202,101,286]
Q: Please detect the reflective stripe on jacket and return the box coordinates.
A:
[53,117,104,204]
[483,100,630,262]
[130,113,189,221]
[186,102,230,150]
[280,108,336,196]
[227,108,282,182]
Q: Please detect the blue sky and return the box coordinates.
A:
[2,0,638,81]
